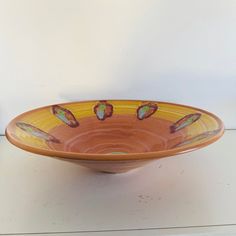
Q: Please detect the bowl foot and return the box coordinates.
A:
[62,158,154,174]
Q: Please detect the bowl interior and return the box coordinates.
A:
[6,100,224,159]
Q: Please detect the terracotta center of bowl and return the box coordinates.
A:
[49,115,186,154]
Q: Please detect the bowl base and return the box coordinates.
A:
[60,158,154,173]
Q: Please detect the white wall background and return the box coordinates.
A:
[0,0,235,133]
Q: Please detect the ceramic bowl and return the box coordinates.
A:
[6,100,224,173]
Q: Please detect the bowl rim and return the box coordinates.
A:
[5,99,225,161]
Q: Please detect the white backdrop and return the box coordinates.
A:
[0,0,235,133]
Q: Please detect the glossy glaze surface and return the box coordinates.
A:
[5,100,224,172]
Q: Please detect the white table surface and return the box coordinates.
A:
[0,130,236,236]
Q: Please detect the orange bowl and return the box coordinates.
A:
[5,100,224,173]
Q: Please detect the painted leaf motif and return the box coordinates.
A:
[170,113,201,133]
[137,103,158,120]
[94,101,113,121]
[173,130,219,148]
[16,122,60,143]
[51,105,79,128]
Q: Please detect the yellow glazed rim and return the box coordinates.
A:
[5,100,224,161]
